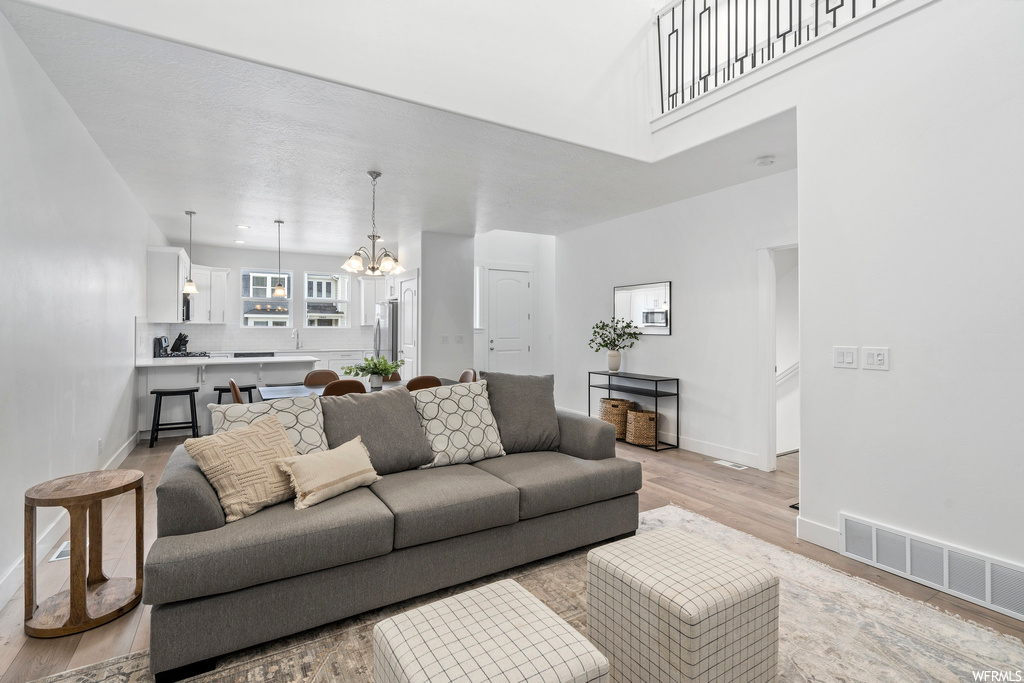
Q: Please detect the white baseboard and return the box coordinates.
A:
[0,432,140,609]
[681,437,760,469]
[797,515,841,552]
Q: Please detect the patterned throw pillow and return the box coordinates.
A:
[210,394,328,455]
[184,414,297,522]
[278,436,381,510]
[411,381,505,468]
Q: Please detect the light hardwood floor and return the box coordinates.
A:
[2,439,1021,681]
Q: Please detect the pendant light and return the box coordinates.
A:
[182,210,198,294]
[272,220,287,297]
[342,171,405,276]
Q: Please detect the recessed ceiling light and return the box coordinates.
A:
[236,225,250,230]
[754,155,776,167]
[234,240,246,244]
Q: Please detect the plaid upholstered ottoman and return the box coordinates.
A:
[587,528,779,683]
[374,579,610,683]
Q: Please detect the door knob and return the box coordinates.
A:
[489,347,494,351]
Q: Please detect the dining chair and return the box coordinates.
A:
[459,369,477,383]
[406,375,443,391]
[322,379,367,397]
[304,369,340,387]
[384,372,401,382]
[228,378,245,404]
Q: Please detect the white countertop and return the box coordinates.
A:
[136,355,321,368]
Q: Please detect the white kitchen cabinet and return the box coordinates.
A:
[147,247,190,323]
[210,268,229,324]
[645,283,668,310]
[328,351,365,375]
[185,266,230,324]
[385,274,398,301]
[359,277,386,326]
[614,291,632,323]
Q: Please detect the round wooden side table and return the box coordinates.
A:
[24,470,144,637]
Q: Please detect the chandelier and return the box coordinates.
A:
[342,171,405,277]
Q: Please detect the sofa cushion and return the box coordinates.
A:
[320,387,434,475]
[184,415,297,523]
[210,394,328,455]
[479,372,560,454]
[143,486,394,605]
[369,465,519,549]
[411,381,504,468]
[473,451,642,520]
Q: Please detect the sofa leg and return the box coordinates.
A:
[153,657,216,683]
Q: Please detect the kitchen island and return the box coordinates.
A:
[136,355,321,437]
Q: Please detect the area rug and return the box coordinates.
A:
[37,505,1024,682]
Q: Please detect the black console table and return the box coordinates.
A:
[588,371,679,452]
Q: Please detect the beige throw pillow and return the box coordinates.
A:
[185,414,297,522]
[209,394,329,454]
[278,436,381,510]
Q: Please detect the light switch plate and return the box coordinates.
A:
[862,346,890,371]
[833,346,859,369]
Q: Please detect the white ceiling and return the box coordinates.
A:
[3,2,797,255]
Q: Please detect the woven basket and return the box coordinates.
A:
[626,409,659,447]
[598,398,635,439]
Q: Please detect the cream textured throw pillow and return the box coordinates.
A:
[210,394,328,454]
[185,414,297,522]
[411,381,505,468]
[278,436,381,510]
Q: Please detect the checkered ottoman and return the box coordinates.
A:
[587,528,779,683]
[374,579,610,683]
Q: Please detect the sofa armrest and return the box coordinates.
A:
[156,445,225,537]
[556,409,616,460]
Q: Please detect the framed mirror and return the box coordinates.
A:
[613,281,671,335]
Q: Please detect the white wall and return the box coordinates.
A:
[419,232,474,380]
[555,171,797,464]
[21,0,660,159]
[474,230,556,376]
[651,0,1024,564]
[0,14,163,604]
[775,248,799,454]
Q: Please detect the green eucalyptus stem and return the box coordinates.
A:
[588,317,642,352]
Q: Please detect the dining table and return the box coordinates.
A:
[258,377,455,401]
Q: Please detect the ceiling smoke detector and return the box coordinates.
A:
[755,156,776,167]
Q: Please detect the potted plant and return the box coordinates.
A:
[588,318,641,373]
[342,355,405,389]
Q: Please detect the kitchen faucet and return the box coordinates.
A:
[291,329,302,349]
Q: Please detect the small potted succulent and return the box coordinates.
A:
[342,355,405,389]
[588,318,642,373]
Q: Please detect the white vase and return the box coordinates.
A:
[369,374,383,389]
[607,350,621,373]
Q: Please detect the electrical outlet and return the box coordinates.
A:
[97,438,103,455]
[833,346,858,369]
[862,346,890,371]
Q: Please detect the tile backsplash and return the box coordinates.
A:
[137,320,375,357]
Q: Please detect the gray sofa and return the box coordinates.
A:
[144,399,642,680]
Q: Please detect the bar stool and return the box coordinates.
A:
[214,384,257,404]
[149,388,200,448]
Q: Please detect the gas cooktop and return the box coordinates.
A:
[161,351,210,358]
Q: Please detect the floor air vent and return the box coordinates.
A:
[839,513,1024,622]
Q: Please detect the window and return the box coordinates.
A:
[241,269,292,327]
[304,272,349,328]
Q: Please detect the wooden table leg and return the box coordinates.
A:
[87,500,107,586]
[24,504,35,622]
[134,482,144,595]
[68,504,89,625]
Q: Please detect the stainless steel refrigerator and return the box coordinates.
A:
[374,300,398,361]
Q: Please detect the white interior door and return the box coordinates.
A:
[487,269,532,374]
[399,274,418,379]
